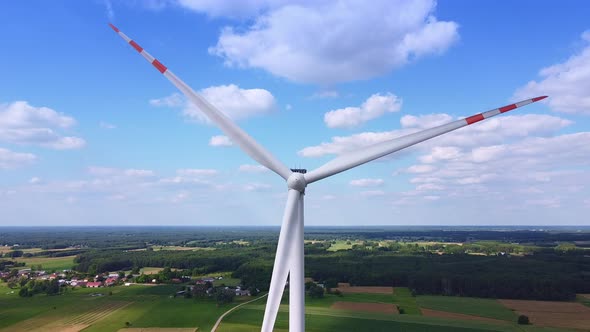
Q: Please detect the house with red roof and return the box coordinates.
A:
[105,277,117,286]
[87,281,102,288]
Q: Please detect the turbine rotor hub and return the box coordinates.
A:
[287,172,307,192]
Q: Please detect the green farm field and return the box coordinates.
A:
[14,255,76,271]
[416,295,518,321]
[219,307,508,332]
[139,267,164,275]
[219,303,529,332]
[326,240,363,251]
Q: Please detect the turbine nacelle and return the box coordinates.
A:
[287,172,307,192]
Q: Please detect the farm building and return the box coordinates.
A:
[234,286,251,296]
[105,277,117,286]
[86,282,102,288]
[71,280,87,287]
[196,278,215,285]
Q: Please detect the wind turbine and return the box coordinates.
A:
[109,23,547,332]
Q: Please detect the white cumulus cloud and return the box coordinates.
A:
[150,84,276,123]
[0,101,75,128]
[513,30,590,114]
[401,114,453,129]
[149,93,184,108]
[299,131,406,157]
[0,101,85,150]
[404,132,590,209]
[88,166,155,178]
[176,168,219,176]
[176,0,280,18]
[124,169,156,177]
[360,190,386,197]
[209,0,458,84]
[209,135,233,147]
[349,178,384,187]
[419,146,462,163]
[243,182,272,191]
[324,93,402,128]
[299,113,571,158]
[416,183,445,191]
[0,148,36,169]
[406,164,436,173]
[238,164,268,173]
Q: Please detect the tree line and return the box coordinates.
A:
[305,251,589,301]
[70,243,589,301]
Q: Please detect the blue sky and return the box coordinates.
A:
[1,0,589,226]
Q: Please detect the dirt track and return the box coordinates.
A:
[499,299,590,330]
[212,293,268,332]
[331,301,398,314]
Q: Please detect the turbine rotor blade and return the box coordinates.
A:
[261,189,301,332]
[109,24,292,180]
[304,96,548,184]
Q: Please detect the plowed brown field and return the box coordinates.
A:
[335,283,393,294]
[499,299,590,330]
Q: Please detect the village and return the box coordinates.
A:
[1,266,252,299]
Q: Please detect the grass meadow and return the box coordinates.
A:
[326,240,364,251]
[393,287,421,315]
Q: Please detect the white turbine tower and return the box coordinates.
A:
[110,24,547,332]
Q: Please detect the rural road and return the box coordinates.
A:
[211,293,268,332]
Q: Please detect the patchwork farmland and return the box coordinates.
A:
[2,281,587,332]
[1,226,589,331]
[216,287,586,332]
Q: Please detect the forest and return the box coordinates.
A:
[1,226,589,301]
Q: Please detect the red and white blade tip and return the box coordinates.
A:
[464,95,548,125]
[532,96,548,102]
[108,23,168,74]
